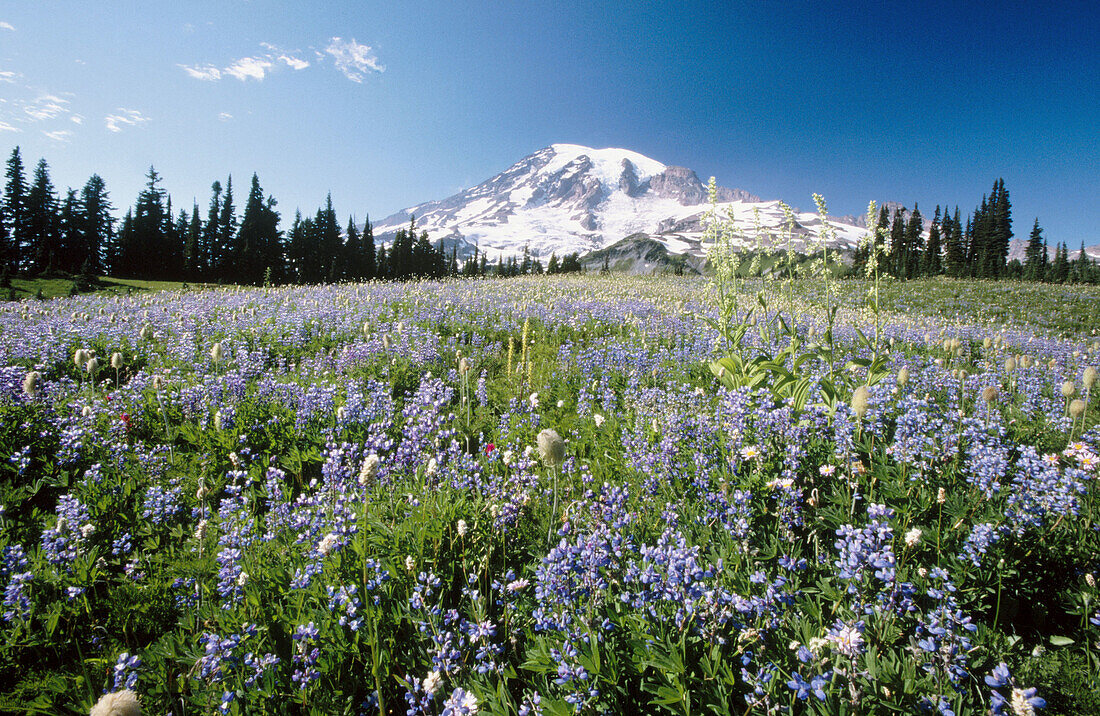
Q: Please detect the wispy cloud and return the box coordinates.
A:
[182,43,309,83]
[0,121,19,133]
[218,112,233,121]
[23,94,70,121]
[0,22,14,32]
[70,114,84,125]
[279,54,309,70]
[325,37,384,82]
[224,56,273,81]
[181,39,373,84]
[43,129,73,142]
[105,108,150,133]
[0,69,19,84]
[179,63,221,81]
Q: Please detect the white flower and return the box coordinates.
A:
[318,532,339,556]
[213,411,223,431]
[456,519,468,538]
[405,555,416,571]
[359,455,380,485]
[90,689,142,716]
[506,578,529,592]
[425,457,438,477]
[556,399,565,408]
[422,670,442,695]
[593,413,605,428]
[237,571,249,587]
[80,523,96,539]
[739,445,761,461]
[528,392,539,409]
[904,527,922,547]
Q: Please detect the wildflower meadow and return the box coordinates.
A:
[2,234,1100,713]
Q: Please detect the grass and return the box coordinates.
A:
[5,273,223,301]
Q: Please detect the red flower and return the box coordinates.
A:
[485,443,495,453]
[120,413,130,425]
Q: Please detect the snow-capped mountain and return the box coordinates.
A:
[373,144,868,261]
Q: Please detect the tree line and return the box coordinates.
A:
[0,147,582,288]
[851,178,1098,283]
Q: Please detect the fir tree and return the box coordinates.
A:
[924,206,942,276]
[202,181,222,279]
[215,176,237,280]
[362,217,376,280]
[2,148,29,272]
[57,188,83,273]
[1023,218,1045,281]
[79,175,112,276]
[27,158,61,273]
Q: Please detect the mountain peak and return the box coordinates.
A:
[373,145,865,262]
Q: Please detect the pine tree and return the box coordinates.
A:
[902,206,923,279]
[57,188,83,273]
[183,202,202,280]
[344,215,362,281]
[2,148,29,272]
[235,174,280,284]
[990,178,1012,277]
[1023,218,1045,281]
[363,216,376,280]
[215,176,237,280]
[79,175,112,276]
[924,206,942,275]
[314,194,341,282]
[27,158,61,273]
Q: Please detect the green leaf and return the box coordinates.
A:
[1049,635,1075,646]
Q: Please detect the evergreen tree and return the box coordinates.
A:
[888,208,905,277]
[123,167,172,279]
[215,176,237,280]
[1023,218,1045,281]
[201,181,222,279]
[363,217,376,280]
[79,175,112,276]
[924,206,942,276]
[990,178,1012,277]
[2,147,29,272]
[183,202,202,280]
[547,253,560,274]
[57,188,83,273]
[27,158,61,273]
[314,194,341,282]
[235,174,280,284]
[344,215,362,281]
[901,206,923,279]
[1050,242,1069,283]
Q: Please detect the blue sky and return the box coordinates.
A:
[1,1,1097,245]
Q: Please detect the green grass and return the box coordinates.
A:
[4,274,222,301]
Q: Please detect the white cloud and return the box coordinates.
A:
[105,108,150,133]
[279,54,309,70]
[24,94,69,121]
[224,56,273,81]
[179,63,222,81]
[70,114,84,125]
[0,22,14,32]
[218,112,233,121]
[0,70,19,83]
[43,129,72,142]
[0,121,19,133]
[324,37,384,82]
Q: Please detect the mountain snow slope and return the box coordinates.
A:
[373,144,868,261]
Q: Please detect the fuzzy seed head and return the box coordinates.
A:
[1062,381,1076,398]
[90,689,142,716]
[896,367,909,386]
[537,428,565,466]
[209,342,224,364]
[982,386,999,403]
[1069,399,1086,418]
[23,371,40,397]
[1004,357,1017,372]
[74,349,90,368]
[850,386,870,419]
[1084,367,1098,390]
[111,352,124,370]
[86,357,100,374]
